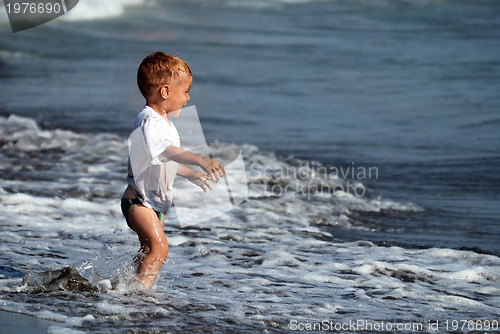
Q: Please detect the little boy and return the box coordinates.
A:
[121,52,225,289]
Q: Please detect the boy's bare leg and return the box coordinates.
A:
[126,205,168,289]
[132,241,149,269]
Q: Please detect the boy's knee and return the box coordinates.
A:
[151,242,169,261]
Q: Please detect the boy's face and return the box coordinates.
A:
[164,73,192,115]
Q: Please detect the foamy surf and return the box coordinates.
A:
[61,0,149,21]
[0,0,152,24]
[1,115,498,332]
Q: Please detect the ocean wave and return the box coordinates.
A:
[0,113,422,235]
[0,114,416,204]
[0,0,152,24]
[61,0,151,21]
[1,114,499,333]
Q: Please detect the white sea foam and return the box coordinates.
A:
[1,115,499,332]
[0,0,150,24]
[61,0,149,21]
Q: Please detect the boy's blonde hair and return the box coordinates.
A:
[137,52,192,98]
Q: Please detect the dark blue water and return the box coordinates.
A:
[1,1,500,332]
[2,0,498,254]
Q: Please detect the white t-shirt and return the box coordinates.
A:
[127,106,180,213]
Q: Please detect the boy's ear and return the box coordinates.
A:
[160,85,170,99]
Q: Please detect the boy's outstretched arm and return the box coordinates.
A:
[162,146,225,181]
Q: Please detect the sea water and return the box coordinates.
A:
[0,0,499,332]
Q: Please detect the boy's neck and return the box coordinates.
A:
[146,103,172,124]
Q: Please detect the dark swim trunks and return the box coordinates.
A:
[120,198,163,231]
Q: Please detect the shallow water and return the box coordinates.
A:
[0,0,499,332]
[1,115,499,332]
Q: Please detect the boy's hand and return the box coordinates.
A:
[207,158,226,182]
[188,171,213,192]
